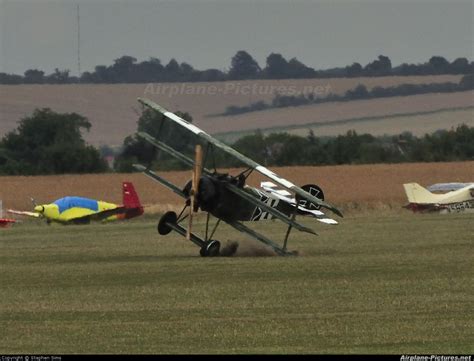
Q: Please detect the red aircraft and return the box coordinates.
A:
[0,218,16,228]
[0,200,16,228]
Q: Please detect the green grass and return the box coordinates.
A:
[1,212,473,354]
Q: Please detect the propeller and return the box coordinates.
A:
[187,144,203,240]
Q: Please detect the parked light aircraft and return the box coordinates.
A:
[8,182,144,224]
[403,182,474,214]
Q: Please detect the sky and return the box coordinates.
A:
[1,0,473,76]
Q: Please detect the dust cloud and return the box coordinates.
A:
[220,240,277,257]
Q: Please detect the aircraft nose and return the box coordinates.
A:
[34,205,45,213]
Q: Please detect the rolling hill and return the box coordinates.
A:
[1,75,470,147]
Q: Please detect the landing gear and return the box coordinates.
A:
[157,211,221,257]
[157,211,177,235]
[199,240,221,257]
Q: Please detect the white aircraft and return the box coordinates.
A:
[403,182,474,214]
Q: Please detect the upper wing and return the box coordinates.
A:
[137,97,343,218]
[7,209,41,218]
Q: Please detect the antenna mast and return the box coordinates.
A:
[77,3,81,77]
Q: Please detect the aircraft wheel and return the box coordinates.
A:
[157,211,177,235]
[200,240,221,257]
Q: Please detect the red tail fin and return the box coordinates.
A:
[122,182,144,218]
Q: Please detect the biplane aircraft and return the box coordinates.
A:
[8,182,144,225]
[403,182,474,214]
[133,98,343,257]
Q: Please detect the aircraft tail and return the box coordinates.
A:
[122,182,144,217]
[403,183,440,204]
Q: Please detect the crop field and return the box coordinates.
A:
[216,106,474,142]
[212,91,474,139]
[1,161,473,214]
[0,75,467,147]
[1,211,473,354]
[260,107,474,140]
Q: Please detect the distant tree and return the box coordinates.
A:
[144,57,165,81]
[228,50,261,80]
[287,58,316,78]
[91,65,111,83]
[393,62,421,76]
[450,57,471,74]
[111,55,137,82]
[269,133,308,165]
[232,130,268,165]
[345,84,370,99]
[365,55,392,76]
[428,56,450,74]
[23,69,45,84]
[162,59,181,81]
[179,62,197,81]
[199,68,227,82]
[345,62,363,77]
[0,73,23,84]
[264,53,289,79]
[46,68,70,84]
[0,108,107,175]
[2,52,474,84]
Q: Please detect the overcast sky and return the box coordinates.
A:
[1,0,473,76]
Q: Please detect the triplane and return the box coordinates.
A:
[134,98,343,256]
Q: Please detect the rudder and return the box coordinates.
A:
[123,182,142,209]
[403,183,440,204]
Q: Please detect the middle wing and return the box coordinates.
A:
[137,97,343,218]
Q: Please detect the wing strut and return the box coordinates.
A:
[136,132,318,235]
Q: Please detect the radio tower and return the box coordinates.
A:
[77,4,81,77]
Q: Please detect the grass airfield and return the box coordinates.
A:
[1,212,472,354]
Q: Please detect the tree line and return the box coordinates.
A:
[1,52,473,85]
[1,107,473,176]
[223,74,474,115]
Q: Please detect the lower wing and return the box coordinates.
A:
[70,206,127,223]
[7,209,41,218]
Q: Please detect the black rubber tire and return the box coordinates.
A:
[200,240,221,257]
[157,211,177,235]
